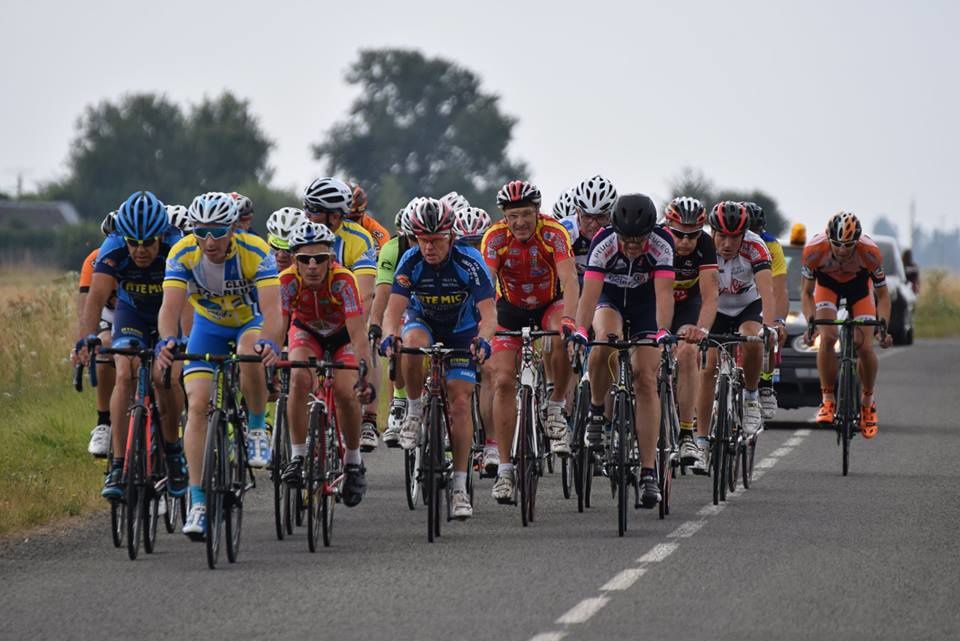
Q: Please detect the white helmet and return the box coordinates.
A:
[453,207,492,241]
[573,174,618,215]
[100,210,117,237]
[166,205,192,233]
[303,177,352,214]
[188,192,239,226]
[440,191,470,213]
[266,207,306,249]
[288,219,336,250]
[551,189,577,220]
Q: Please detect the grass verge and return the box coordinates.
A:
[915,270,960,339]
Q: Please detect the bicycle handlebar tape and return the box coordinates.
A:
[73,364,84,392]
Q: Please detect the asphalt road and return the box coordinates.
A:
[2,339,958,641]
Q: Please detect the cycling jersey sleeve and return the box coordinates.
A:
[163,236,195,290]
[340,223,378,276]
[800,239,824,281]
[376,238,400,287]
[859,241,887,287]
[279,267,300,316]
[391,248,419,298]
[700,233,719,271]
[79,248,99,293]
[460,246,496,302]
[92,236,127,281]
[765,239,787,277]
[743,235,772,273]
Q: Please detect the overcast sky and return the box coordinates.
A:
[3,0,958,242]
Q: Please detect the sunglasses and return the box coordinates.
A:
[617,233,649,245]
[830,240,857,249]
[305,206,342,217]
[295,253,331,265]
[193,226,232,240]
[579,211,611,220]
[668,227,702,240]
[124,236,159,248]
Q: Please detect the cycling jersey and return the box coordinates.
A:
[800,232,886,287]
[481,215,573,309]
[584,226,675,308]
[94,231,179,316]
[332,220,377,277]
[715,230,772,317]
[668,226,718,304]
[559,215,595,277]
[357,213,390,252]
[392,243,494,336]
[759,230,787,277]
[164,231,279,327]
[280,262,362,338]
[79,247,117,310]
[375,236,412,287]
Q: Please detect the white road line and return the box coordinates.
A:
[752,469,766,481]
[784,437,804,447]
[770,447,793,458]
[529,633,567,641]
[555,596,610,625]
[755,457,778,470]
[795,428,812,436]
[668,520,706,538]
[636,542,679,563]
[697,503,726,516]
[600,568,647,591]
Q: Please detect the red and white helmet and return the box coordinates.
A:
[453,207,492,241]
[496,180,542,209]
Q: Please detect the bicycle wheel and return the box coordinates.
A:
[404,447,421,510]
[321,414,340,548]
[203,410,226,569]
[571,377,590,511]
[125,407,145,561]
[728,433,740,494]
[110,500,125,548]
[143,427,162,554]
[613,390,630,536]
[517,386,533,527]
[423,397,441,542]
[224,417,246,564]
[271,394,290,540]
[658,380,674,520]
[527,418,541,525]
[711,376,728,506]
[306,403,324,552]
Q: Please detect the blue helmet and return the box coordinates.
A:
[115,191,168,240]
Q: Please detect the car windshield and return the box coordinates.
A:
[783,244,803,301]
[874,238,904,279]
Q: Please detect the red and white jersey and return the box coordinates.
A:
[716,230,772,316]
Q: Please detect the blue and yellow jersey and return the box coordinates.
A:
[759,230,787,277]
[334,220,377,277]
[164,231,280,327]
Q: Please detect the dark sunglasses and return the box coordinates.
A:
[295,253,331,265]
[305,206,342,217]
[617,233,649,245]
[830,239,857,249]
[124,236,159,248]
[668,227,702,240]
[193,226,232,240]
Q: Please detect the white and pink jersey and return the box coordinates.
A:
[716,230,772,316]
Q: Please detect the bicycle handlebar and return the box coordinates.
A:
[388,343,475,381]
[494,329,559,339]
[810,318,884,327]
[698,333,771,370]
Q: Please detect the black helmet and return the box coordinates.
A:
[743,201,765,232]
[709,201,749,235]
[611,193,657,237]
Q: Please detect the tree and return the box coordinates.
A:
[666,167,787,236]
[714,189,787,237]
[666,167,715,209]
[873,216,900,240]
[313,49,528,219]
[44,92,274,219]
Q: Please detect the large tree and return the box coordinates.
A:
[313,48,527,218]
[44,92,273,218]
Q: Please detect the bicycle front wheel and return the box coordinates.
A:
[423,397,443,542]
[224,417,247,564]
[711,376,729,506]
[203,410,226,569]
[125,407,146,561]
[613,391,631,537]
[658,379,675,520]
[144,427,163,554]
[322,414,340,548]
[306,404,324,552]
[517,386,534,527]
[271,394,291,540]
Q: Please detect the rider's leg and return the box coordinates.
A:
[631,346,661,469]
[491,345,520,466]
[286,345,317,459]
[588,307,622,407]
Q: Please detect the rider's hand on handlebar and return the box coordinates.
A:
[677,324,707,344]
[654,328,674,345]
[354,379,376,404]
[367,323,383,344]
[379,335,399,358]
[254,338,280,368]
[471,336,492,364]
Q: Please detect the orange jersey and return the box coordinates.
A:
[481,215,574,309]
[79,248,99,292]
[801,232,886,287]
[279,262,363,337]
[359,214,390,251]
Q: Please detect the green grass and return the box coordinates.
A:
[915,270,960,339]
[0,389,103,536]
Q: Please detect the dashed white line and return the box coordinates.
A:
[636,542,679,563]
[770,447,793,458]
[795,428,812,436]
[600,567,647,591]
[529,633,567,641]
[784,437,804,447]
[555,596,610,625]
[668,520,706,538]
[697,503,726,516]
[755,457,779,469]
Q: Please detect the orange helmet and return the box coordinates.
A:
[826,211,861,244]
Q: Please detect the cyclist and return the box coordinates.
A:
[483,180,579,502]
[279,220,375,506]
[696,202,778,449]
[570,193,675,507]
[440,191,470,214]
[661,197,719,471]
[744,201,789,419]
[231,192,256,233]
[561,175,618,280]
[370,200,419,447]
[551,188,577,221]
[166,204,193,236]
[76,211,118,458]
[452,206,498,473]
[801,211,891,437]
[379,198,496,520]
[74,191,188,500]
[347,183,390,252]
[266,207,307,272]
[155,191,284,540]
[302,177,380,451]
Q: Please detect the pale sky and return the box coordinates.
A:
[3,0,959,243]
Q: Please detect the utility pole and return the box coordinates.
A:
[908,197,915,249]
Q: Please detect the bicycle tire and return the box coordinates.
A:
[306,403,323,552]
[272,394,290,540]
[322,412,340,548]
[125,406,145,561]
[711,376,728,506]
[423,397,441,542]
[658,379,674,520]
[203,410,226,569]
[613,390,630,536]
[517,386,533,527]
[144,426,162,554]
[561,453,573,500]
[572,378,590,512]
[405,447,421,510]
[224,416,246,564]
